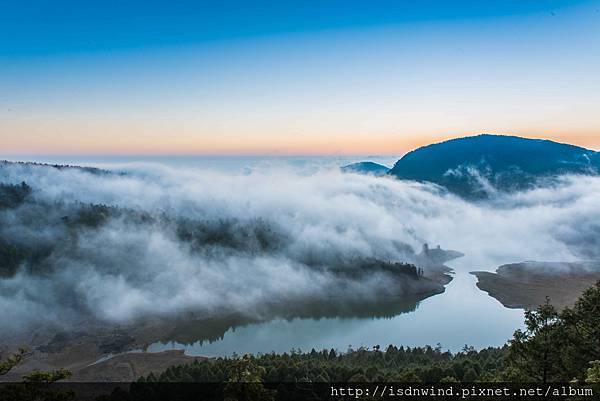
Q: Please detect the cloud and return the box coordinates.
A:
[0,162,599,336]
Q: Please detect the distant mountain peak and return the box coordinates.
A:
[341,161,390,176]
[388,134,599,198]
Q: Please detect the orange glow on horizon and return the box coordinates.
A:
[1,130,599,157]
[2,112,599,156]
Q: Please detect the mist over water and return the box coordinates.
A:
[1,156,599,351]
[150,260,526,355]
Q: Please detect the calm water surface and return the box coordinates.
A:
[148,257,524,355]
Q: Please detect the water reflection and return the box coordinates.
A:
[143,293,426,348]
[149,258,524,355]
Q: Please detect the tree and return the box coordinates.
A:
[0,349,73,401]
[396,369,421,382]
[586,361,600,384]
[0,349,25,376]
[507,298,563,382]
[223,355,273,401]
[463,368,478,382]
[561,281,600,379]
[22,369,72,383]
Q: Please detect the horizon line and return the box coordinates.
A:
[2,133,599,158]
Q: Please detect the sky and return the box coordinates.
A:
[1,0,599,156]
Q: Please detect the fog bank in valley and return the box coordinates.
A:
[0,161,599,335]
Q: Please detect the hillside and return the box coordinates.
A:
[341,161,390,176]
[388,135,599,198]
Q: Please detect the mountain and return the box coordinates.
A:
[341,161,390,176]
[388,134,600,198]
[1,160,111,175]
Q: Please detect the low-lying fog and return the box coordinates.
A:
[1,158,599,338]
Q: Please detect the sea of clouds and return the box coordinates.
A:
[0,161,598,336]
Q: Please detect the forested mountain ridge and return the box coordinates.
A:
[341,161,390,176]
[388,135,600,198]
[1,160,112,175]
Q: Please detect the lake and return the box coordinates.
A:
[148,256,524,355]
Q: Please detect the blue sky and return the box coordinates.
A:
[1,0,599,155]
[0,1,592,55]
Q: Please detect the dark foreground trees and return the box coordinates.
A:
[508,282,600,383]
[0,349,72,401]
[0,349,25,377]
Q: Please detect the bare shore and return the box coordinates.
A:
[472,261,600,310]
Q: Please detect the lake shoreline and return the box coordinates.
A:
[471,261,600,310]
[2,264,456,382]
